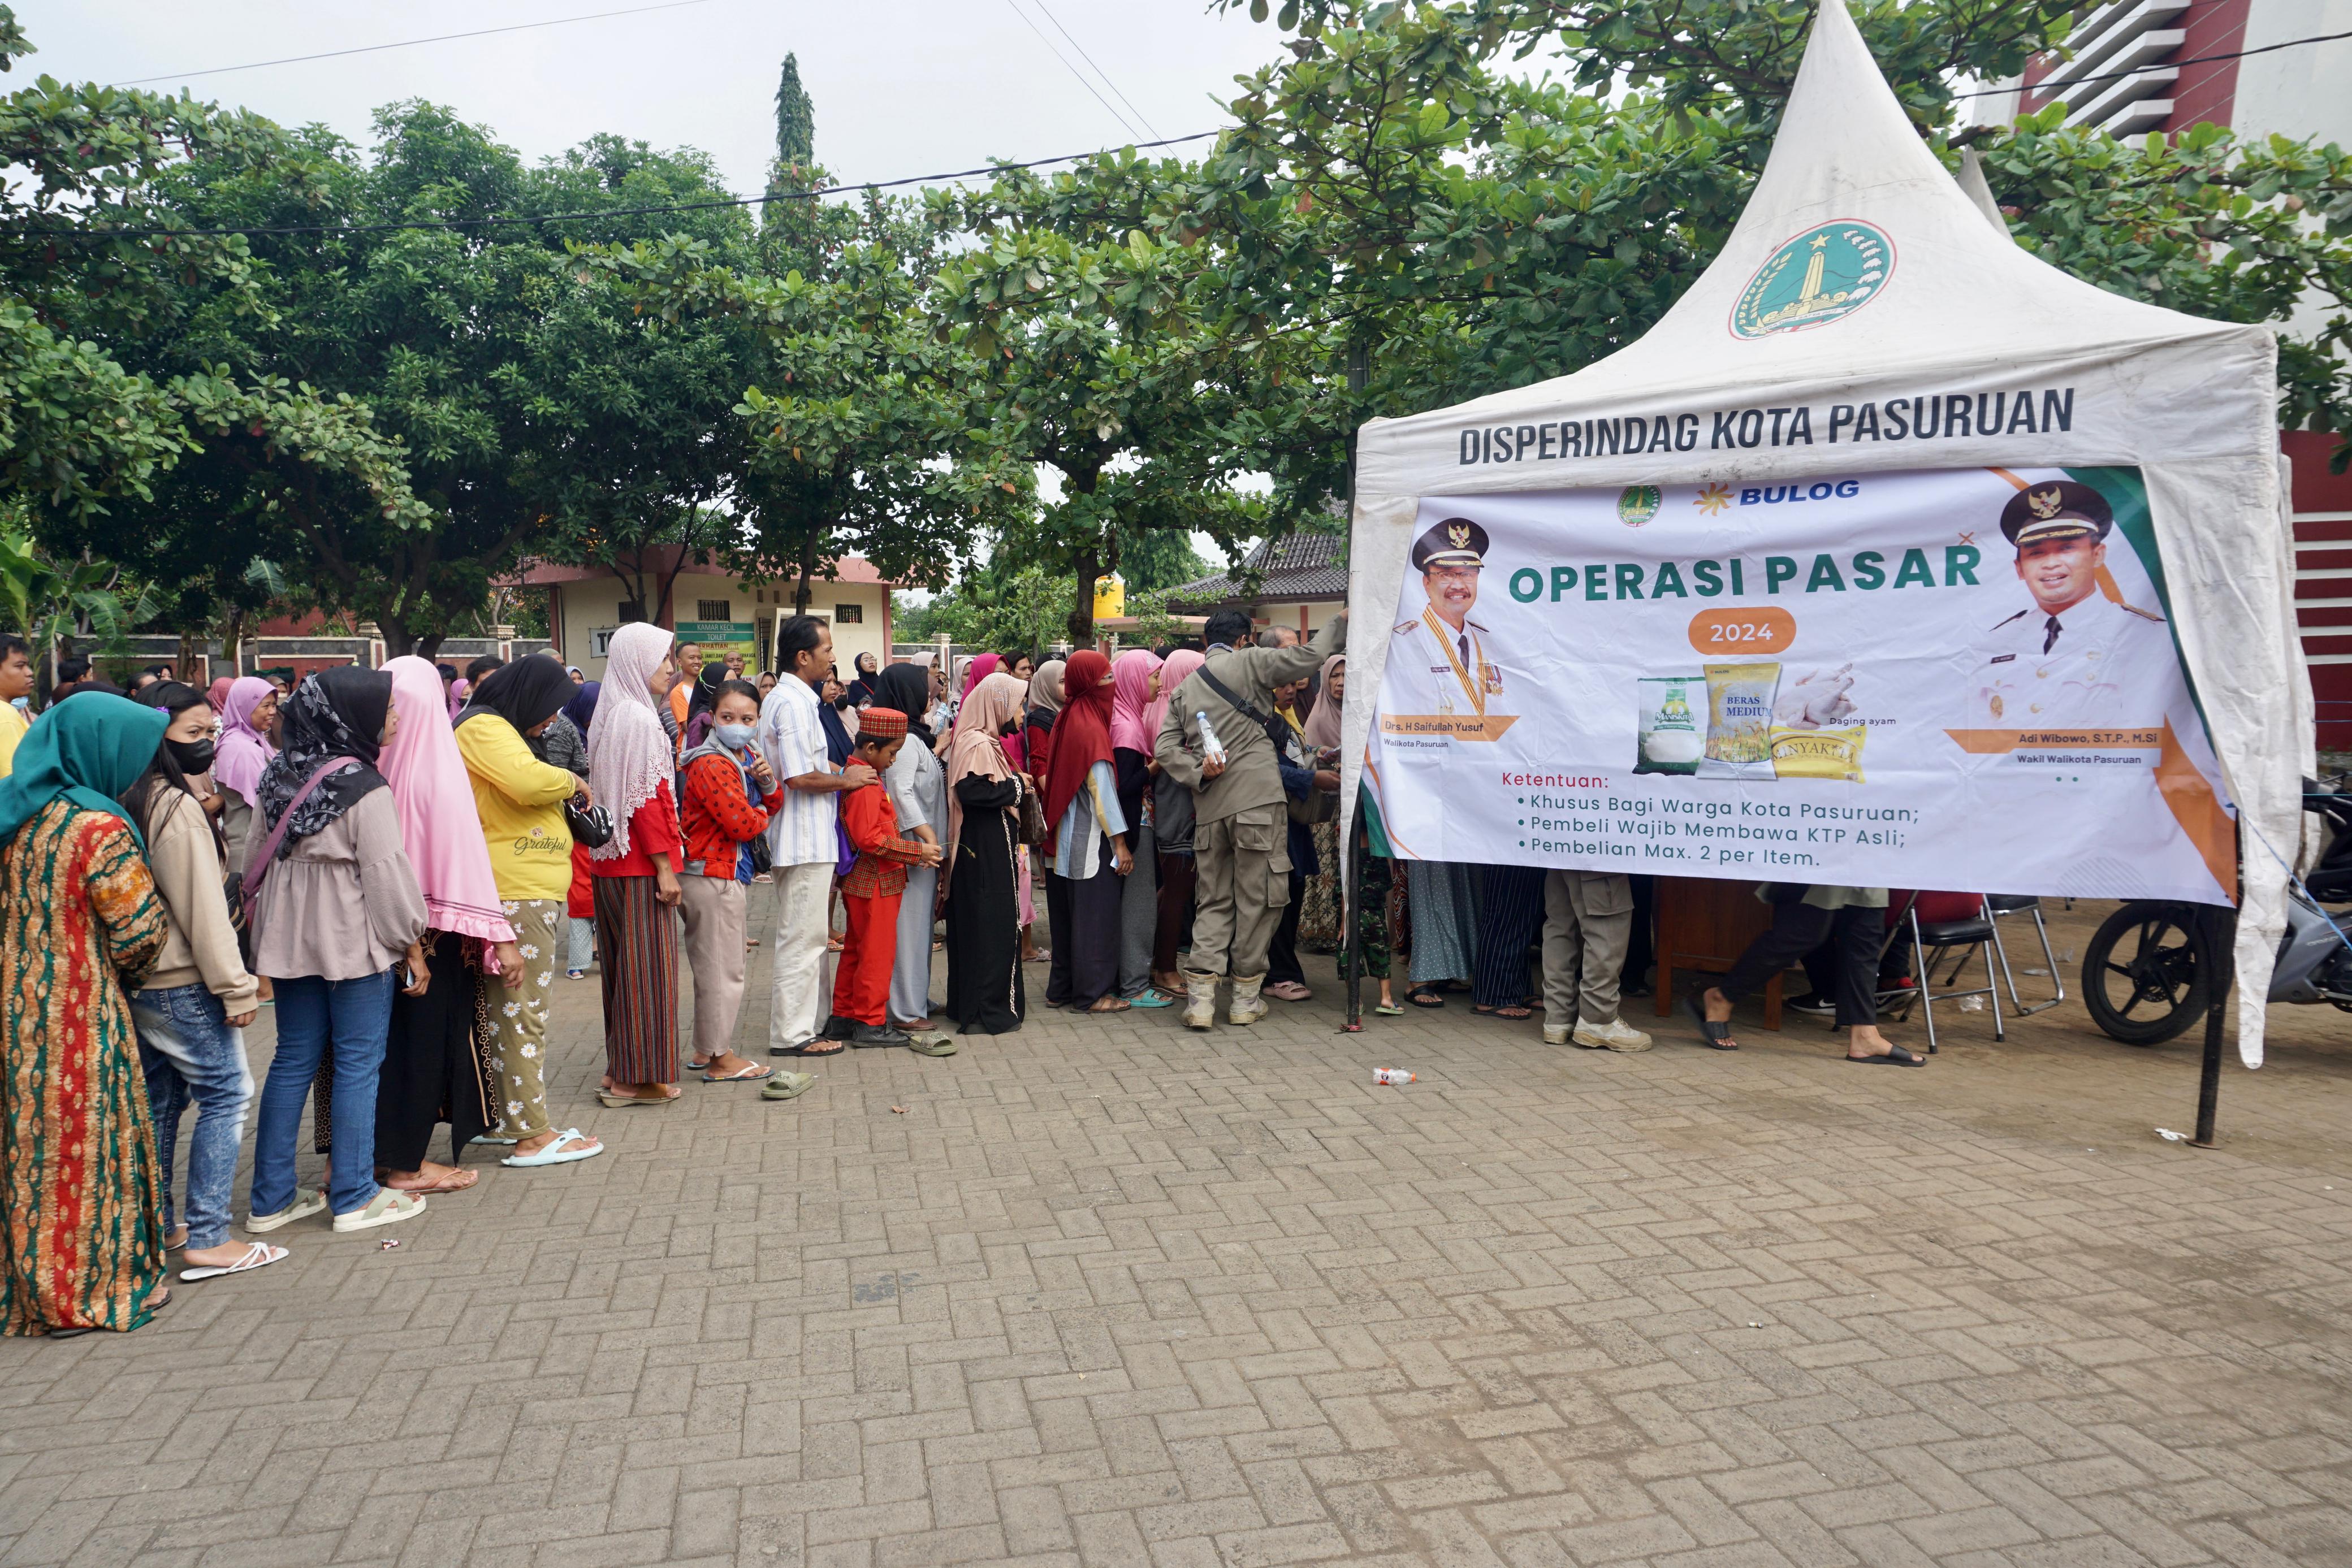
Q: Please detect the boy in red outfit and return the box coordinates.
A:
[829,708,952,1051]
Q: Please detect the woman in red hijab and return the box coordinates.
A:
[1038,651,1131,1012]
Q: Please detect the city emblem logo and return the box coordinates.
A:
[1730,220,1893,339]
[1616,485,1662,527]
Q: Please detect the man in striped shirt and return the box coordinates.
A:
[760,616,877,1058]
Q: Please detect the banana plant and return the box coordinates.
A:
[0,520,157,687]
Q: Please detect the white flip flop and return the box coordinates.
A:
[501,1129,604,1168]
[179,1241,288,1282]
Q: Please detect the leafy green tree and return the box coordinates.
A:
[1973,111,2351,456]
[1185,0,2349,461]
[772,54,815,180]
[905,564,1075,653]
[108,105,759,654]
[922,188,1270,643]
[0,6,426,571]
[1114,523,1207,593]
[603,164,1031,613]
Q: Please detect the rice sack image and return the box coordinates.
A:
[1636,674,1706,774]
[1703,662,1780,764]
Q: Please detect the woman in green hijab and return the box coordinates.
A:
[0,694,175,1335]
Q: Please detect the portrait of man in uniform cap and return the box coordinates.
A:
[1390,515,1512,726]
[1968,477,2171,730]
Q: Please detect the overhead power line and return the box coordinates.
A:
[0,129,1223,241]
[18,25,2346,244]
[118,0,720,86]
[1951,25,2352,101]
[1026,0,1164,141]
[998,0,1145,142]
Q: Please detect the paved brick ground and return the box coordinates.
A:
[5,895,2352,1568]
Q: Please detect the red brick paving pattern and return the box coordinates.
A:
[3,898,2349,1566]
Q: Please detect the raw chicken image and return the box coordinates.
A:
[1773,664,1858,729]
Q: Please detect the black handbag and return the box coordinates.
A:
[1016,777,1048,847]
[565,797,616,849]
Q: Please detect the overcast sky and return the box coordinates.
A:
[18,0,1276,198]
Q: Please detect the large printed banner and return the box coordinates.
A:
[1365,465,2237,903]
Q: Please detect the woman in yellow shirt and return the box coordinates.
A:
[453,659,604,1168]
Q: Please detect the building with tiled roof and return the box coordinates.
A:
[1166,531,1348,639]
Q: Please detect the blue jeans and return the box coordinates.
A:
[133,984,254,1251]
[252,970,395,1218]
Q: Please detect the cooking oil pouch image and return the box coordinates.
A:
[1635,675,1705,774]
[1770,724,1867,782]
[1704,662,1780,764]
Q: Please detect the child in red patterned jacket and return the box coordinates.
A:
[829,708,949,1051]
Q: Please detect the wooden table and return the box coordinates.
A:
[1653,875,1782,1029]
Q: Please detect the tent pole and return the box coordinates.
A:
[1342,342,1369,1036]
[1343,828,1364,1032]
[2191,903,2235,1149]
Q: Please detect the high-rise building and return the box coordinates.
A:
[1971,0,2350,144]
[1975,2,2352,747]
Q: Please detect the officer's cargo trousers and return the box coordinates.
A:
[1541,870,1633,1033]
[1187,805,1291,978]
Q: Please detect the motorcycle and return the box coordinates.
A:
[2081,783,2352,1045]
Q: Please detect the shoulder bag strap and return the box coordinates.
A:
[1194,659,1289,751]
[239,757,361,919]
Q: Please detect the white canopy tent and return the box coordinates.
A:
[1342,0,2307,1064]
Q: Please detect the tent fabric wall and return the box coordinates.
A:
[1341,0,2301,1063]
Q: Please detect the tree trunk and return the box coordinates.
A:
[416,633,446,664]
[176,628,203,684]
[379,612,420,660]
[794,525,819,614]
[1066,542,1101,649]
[220,607,247,679]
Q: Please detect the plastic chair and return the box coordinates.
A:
[1880,891,2005,1051]
[1984,894,2064,1016]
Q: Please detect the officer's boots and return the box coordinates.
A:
[1182,970,1222,1030]
[1227,973,1268,1027]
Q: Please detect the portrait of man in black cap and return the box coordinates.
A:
[1968,478,2171,730]
[1390,515,1512,724]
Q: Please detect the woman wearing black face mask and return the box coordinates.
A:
[122,682,276,1283]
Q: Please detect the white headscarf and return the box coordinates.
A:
[585,621,676,861]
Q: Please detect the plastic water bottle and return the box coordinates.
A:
[1197,710,1227,766]
[1373,1067,1415,1086]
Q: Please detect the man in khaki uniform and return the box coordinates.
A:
[1156,607,1348,1028]
[1540,872,1651,1051]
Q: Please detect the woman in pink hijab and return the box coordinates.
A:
[1144,647,1204,993]
[1107,650,1173,1006]
[210,675,280,865]
[373,655,524,1194]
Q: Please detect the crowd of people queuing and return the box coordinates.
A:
[0,598,1921,1339]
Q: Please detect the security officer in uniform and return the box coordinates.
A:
[1156,606,1347,1029]
[1389,517,1512,725]
[1969,479,2172,730]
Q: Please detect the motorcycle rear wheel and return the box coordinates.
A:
[2083,901,2210,1046]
